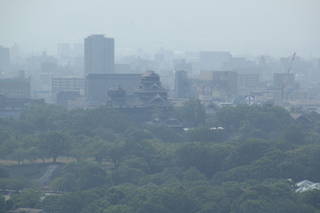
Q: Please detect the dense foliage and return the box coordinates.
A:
[1,101,320,212]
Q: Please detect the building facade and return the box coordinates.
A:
[238,73,260,95]
[0,77,31,99]
[84,35,114,75]
[198,71,238,100]
[273,73,295,89]
[175,70,191,98]
[52,77,85,94]
[52,77,85,105]
[86,73,141,106]
[0,46,10,73]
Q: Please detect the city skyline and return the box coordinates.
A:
[0,0,319,58]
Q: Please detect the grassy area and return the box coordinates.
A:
[4,164,52,180]
[0,157,76,166]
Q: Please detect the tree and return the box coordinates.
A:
[136,186,199,213]
[39,131,70,163]
[176,143,231,177]
[284,125,306,144]
[104,204,132,213]
[9,147,28,165]
[0,195,7,213]
[176,99,206,127]
[300,190,320,209]
[51,162,108,192]
[41,195,63,213]
[19,103,68,133]
[186,127,225,142]
[224,139,271,168]
[107,143,126,169]
[215,105,293,136]
[0,168,9,178]
[10,189,41,208]
[0,178,28,191]
[77,163,107,190]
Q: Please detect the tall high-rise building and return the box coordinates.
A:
[174,59,192,72]
[84,35,114,76]
[0,46,10,73]
[175,70,191,98]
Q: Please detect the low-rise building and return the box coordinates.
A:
[86,73,141,106]
[197,71,238,100]
[0,76,31,99]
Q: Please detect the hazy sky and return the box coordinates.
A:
[1,0,319,57]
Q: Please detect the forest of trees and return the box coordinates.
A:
[1,100,320,213]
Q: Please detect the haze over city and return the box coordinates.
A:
[2,1,320,213]
[1,0,320,57]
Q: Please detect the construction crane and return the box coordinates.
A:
[280,52,296,102]
[287,52,296,74]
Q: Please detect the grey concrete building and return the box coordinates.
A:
[198,71,238,99]
[52,77,85,105]
[86,73,141,106]
[0,76,31,99]
[175,70,191,98]
[84,35,114,75]
[0,46,10,73]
